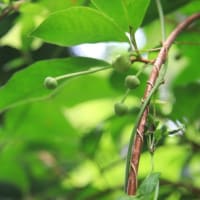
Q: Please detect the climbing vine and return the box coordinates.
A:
[0,0,200,199]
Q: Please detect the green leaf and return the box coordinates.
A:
[32,7,127,46]
[138,172,160,195]
[126,0,150,30]
[38,0,85,12]
[0,57,110,112]
[91,0,129,31]
[54,75,120,107]
[92,0,150,31]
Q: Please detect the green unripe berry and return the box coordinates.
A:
[44,76,58,89]
[125,75,140,89]
[114,102,128,116]
[112,54,131,73]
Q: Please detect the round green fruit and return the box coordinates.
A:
[44,76,58,89]
[125,75,140,89]
[114,102,128,116]
[112,54,131,73]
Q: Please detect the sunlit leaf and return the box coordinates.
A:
[138,172,160,195]
[0,57,110,112]
[32,7,127,46]
[92,0,150,31]
[92,0,129,31]
[38,0,85,12]
[126,0,150,30]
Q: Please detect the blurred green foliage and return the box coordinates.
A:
[0,0,200,199]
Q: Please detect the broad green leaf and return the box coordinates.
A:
[138,172,160,195]
[91,0,129,31]
[92,0,150,31]
[38,0,85,12]
[126,0,150,30]
[0,57,110,112]
[54,75,120,107]
[32,7,127,46]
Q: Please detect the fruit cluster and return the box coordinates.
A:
[43,53,142,117]
[112,54,141,116]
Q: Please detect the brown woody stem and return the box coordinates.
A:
[126,13,200,195]
[130,56,155,64]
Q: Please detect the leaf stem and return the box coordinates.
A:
[121,89,130,103]
[154,181,159,200]
[140,47,162,53]
[135,64,147,77]
[155,0,166,42]
[129,27,141,57]
[55,66,112,81]
[150,151,154,173]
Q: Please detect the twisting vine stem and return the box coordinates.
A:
[125,13,200,195]
[148,0,166,187]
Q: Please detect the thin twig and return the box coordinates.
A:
[139,47,162,53]
[130,56,155,64]
[55,66,112,81]
[156,0,166,42]
[126,13,200,195]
